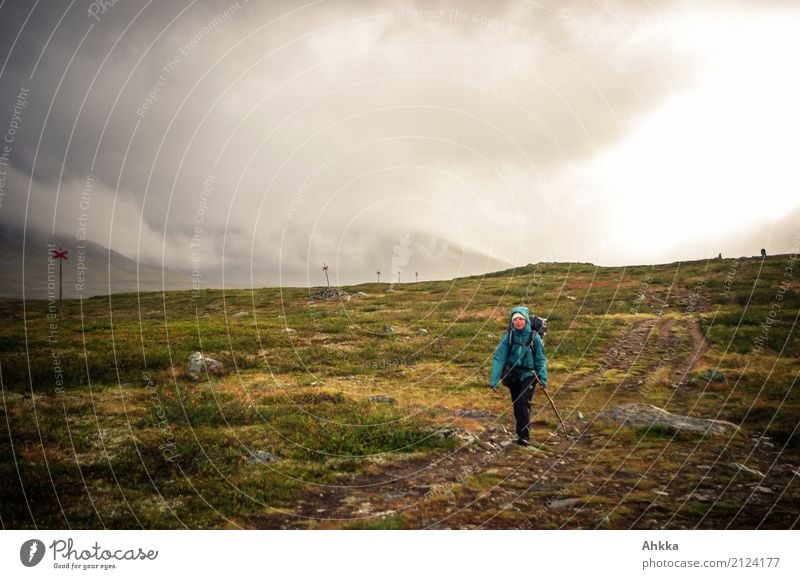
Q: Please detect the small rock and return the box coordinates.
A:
[416,328,428,335]
[353,292,368,298]
[458,408,492,419]
[232,311,249,318]
[187,352,225,375]
[548,498,581,508]
[282,328,296,333]
[370,395,397,405]
[432,427,478,444]
[728,462,765,479]
[576,410,584,420]
[383,324,395,334]
[754,486,773,494]
[247,449,280,464]
[686,492,714,502]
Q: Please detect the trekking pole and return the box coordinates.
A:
[539,385,569,437]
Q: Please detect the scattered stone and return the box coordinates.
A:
[309,288,351,301]
[247,449,280,464]
[383,324,395,334]
[576,410,584,420]
[187,352,225,375]
[597,403,740,436]
[752,436,776,449]
[431,427,478,444]
[232,311,250,318]
[530,482,564,492]
[686,492,714,502]
[457,408,492,419]
[353,292,368,298]
[728,462,765,479]
[416,328,428,335]
[548,498,581,508]
[282,328,296,333]
[370,395,397,405]
[755,486,773,494]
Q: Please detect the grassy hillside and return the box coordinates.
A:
[1,255,798,529]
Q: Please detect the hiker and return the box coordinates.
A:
[488,306,548,445]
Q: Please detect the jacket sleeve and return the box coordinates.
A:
[533,334,548,387]
[489,333,509,387]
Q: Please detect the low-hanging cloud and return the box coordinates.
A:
[1,0,798,289]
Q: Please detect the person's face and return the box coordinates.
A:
[512,316,526,330]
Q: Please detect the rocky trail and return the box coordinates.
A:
[246,297,798,530]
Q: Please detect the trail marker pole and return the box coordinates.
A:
[540,385,569,437]
[51,247,69,322]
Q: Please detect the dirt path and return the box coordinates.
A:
[244,315,795,529]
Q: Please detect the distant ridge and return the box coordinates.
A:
[0,225,189,299]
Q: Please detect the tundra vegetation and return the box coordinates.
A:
[1,255,798,529]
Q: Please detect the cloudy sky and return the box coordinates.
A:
[0,0,798,287]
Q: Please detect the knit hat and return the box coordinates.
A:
[511,312,526,322]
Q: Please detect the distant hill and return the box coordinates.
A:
[0,225,190,299]
[0,225,512,298]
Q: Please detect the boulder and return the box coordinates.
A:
[187,352,225,375]
[597,403,740,436]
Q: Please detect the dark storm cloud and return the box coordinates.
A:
[1,0,797,287]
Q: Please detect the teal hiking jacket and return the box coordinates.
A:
[489,306,548,388]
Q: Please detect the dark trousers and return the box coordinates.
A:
[504,374,535,441]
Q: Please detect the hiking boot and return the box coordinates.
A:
[516,438,529,446]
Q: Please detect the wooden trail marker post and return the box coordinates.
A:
[51,247,69,322]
